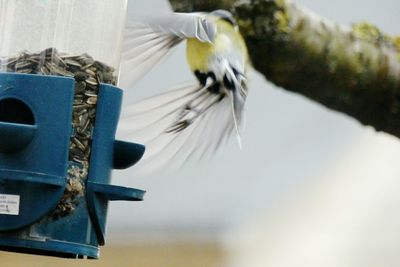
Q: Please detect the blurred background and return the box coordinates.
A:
[2,0,400,266]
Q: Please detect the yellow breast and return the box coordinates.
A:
[185,19,248,73]
[186,38,214,72]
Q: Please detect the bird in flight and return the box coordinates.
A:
[118,10,249,172]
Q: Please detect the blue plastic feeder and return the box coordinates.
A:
[0,72,145,258]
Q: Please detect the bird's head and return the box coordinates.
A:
[210,10,237,27]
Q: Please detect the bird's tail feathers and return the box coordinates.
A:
[223,61,247,149]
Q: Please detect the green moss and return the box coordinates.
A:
[237,18,256,36]
[352,22,400,62]
[274,10,289,33]
[275,0,286,9]
[393,36,400,50]
[352,22,396,47]
[391,36,400,62]
[234,0,289,40]
[274,0,290,34]
[352,22,382,43]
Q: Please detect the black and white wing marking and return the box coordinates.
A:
[120,13,217,89]
[117,81,235,173]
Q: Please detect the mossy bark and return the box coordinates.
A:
[170,0,400,138]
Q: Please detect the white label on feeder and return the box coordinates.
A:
[0,194,20,215]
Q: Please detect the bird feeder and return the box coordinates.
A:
[0,0,145,259]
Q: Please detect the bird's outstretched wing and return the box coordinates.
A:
[117,81,235,173]
[120,13,217,89]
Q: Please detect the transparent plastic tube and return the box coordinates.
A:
[0,0,129,219]
[0,0,128,83]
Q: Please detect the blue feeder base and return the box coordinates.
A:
[0,73,146,259]
[0,238,99,259]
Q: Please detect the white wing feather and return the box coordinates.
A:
[120,13,217,89]
[141,13,217,42]
[117,82,235,174]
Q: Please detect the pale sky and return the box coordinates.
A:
[109,1,400,254]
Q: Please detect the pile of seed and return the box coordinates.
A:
[0,48,117,218]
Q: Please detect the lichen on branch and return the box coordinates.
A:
[169,0,400,139]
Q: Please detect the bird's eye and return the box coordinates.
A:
[211,10,237,26]
[221,17,236,26]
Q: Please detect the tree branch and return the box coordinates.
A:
[169,0,400,138]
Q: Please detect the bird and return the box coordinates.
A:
[118,10,249,172]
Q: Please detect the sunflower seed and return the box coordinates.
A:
[86,96,97,105]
